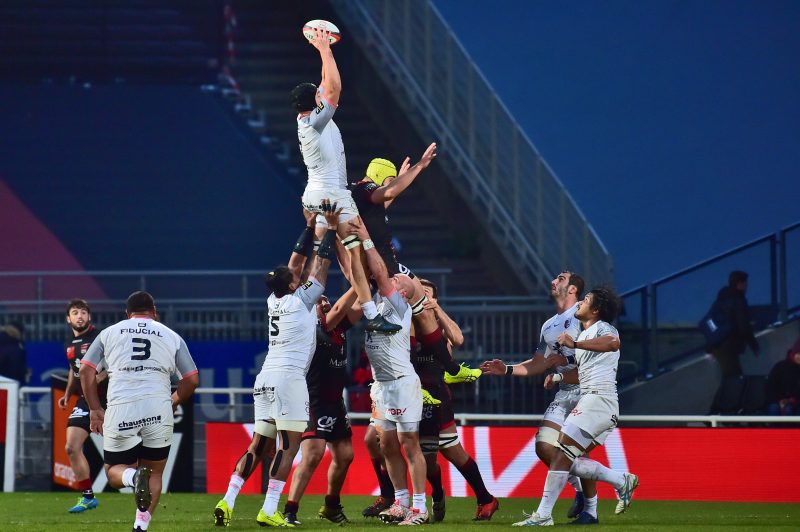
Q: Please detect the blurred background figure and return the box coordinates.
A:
[765,337,800,416]
[0,321,28,384]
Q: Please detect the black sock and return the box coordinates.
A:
[428,467,445,502]
[284,500,299,514]
[456,457,493,504]
[371,458,394,499]
[82,489,94,499]
[325,494,341,508]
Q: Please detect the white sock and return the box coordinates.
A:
[223,474,245,508]
[134,509,151,530]
[570,457,626,489]
[122,468,137,488]
[394,488,409,507]
[568,474,583,493]
[261,479,286,515]
[412,493,427,513]
[536,470,569,519]
[584,495,598,518]
[362,301,378,320]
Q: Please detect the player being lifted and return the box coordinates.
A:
[79,292,199,532]
[58,298,105,513]
[482,272,594,520]
[512,287,639,527]
[291,27,399,335]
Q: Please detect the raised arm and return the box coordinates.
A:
[324,287,359,331]
[352,218,393,296]
[287,208,317,280]
[424,297,463,348]
[306,199,342,287]
[370,143,437,208]
[310,28,340,106]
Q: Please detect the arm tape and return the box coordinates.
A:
[293,226,315,257]
[316,229,338,261]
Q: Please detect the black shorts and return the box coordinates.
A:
[67,397,91,432]
[104,442,170,466]
[303,399,352,442]
[419,395,455,439]
[380,248,414,278]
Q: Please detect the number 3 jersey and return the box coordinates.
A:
[82,317,198,407]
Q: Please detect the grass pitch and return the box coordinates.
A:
[1,493,798,531]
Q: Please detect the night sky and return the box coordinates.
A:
[434,0,800,291]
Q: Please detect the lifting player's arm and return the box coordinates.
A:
[544,367,579,389]
[424,297,464,348]
[79,335,106,435]
[172,338,200,410]
[323,287,359,331]
[305,199,342,289]
[310,28,340,106]
[558,330,620,352]
[352,217,394,297]
[287,208,317,280]
[369,143,438,208]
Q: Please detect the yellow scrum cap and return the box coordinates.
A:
[366,158,397,186]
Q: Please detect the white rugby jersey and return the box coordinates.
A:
[364,290,414,381]
[539,303,581,391]
[260,277,325,375]
[81,317,197,407]
[297,90,347,191]
[575,320,620,394]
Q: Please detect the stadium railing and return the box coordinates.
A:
[618,221,800,382]
[14,386,800,492]
[330,0,613,295]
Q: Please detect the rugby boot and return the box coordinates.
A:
[256,509,295,527]
[134,467,152,512]
[379,500,411,523]
[512,511,554,526]
[615,473,639,514]
[431,497,445,523]
[444,363,482,384]
[214,499,233,526]
[567,491,585,519]
[283,512,301,526]
[474,497,499,521]
[398,508,429,526]
[68,496,99,513]
[362,496,392,517]
[364,315,402,334]
[421,388,442,405]
[569,512,599,525]
[318,504,349,524]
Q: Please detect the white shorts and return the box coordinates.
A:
[103,398,173,452]
[370,375,423,425]
[302,187,358,225]
[562,392,619,446]
[254,371,309,425]
[542,387,582,425]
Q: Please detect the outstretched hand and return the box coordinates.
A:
[320,199,342,229]
[303,206,317,227]
[309,27,332,53]
[417,142,437,170]
[480,358,507,376]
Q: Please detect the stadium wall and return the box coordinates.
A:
[207,424,800,502]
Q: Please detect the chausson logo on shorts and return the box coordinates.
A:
[118,415,162,431]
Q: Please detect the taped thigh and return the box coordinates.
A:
[535,425,560,446]
[254,419,277,439]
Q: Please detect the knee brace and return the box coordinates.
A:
[556,440,586,462]
[535,426,560,447]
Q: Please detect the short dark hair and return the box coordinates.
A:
[126,291,156,314]
[728,270,748,287]
[587,286,620,323]
[265,266,294,298]
[66,298,91,316]
[290,82,317,112]
[563,271,585,298]
[418,278,438,300]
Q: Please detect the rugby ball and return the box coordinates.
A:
[302,19,341,45]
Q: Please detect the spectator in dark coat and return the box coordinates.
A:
[765,337,800,416]
[709,271,760,378]
[0,321,27,384]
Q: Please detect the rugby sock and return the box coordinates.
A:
[394,488,409,508]
[133,509,151,530]
[371,458,394,499]
[284,500,299,515]
[569,457,626,490]
[77,478,94,498]
[223,474,245,508]
[122,468,137,488]
[412,492,427,513]
[568,474,583,493]
[536,470,569,519]
[262,479,286,515]
[427,466,444,502]
[362,301,379,320]
[584,494,598,518]
[324,494,341,508]
[456,457,494,505]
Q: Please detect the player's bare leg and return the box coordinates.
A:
[65,426,97,512]
[215,428,276,526]
[362,424,393,516]
[258,429,303,526]
[317,438,354,523]
[104,456,166,531]
[536,419,589,518]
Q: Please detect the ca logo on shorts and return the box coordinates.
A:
[317,416,337,432]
